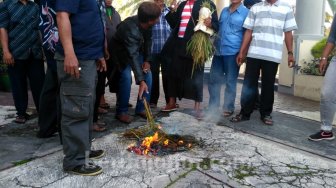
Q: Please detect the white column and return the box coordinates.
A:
[278,0,326,95]
[295,0,325,36]
[215,0,230,16]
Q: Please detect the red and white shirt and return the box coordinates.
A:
[178,0,195,38]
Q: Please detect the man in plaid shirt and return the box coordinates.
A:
[149,0,172,107]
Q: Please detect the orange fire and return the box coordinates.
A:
[178,140,184,145]
[141,132,159,155]
[163,139,169,146]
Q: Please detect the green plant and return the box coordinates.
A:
[300,38,335,76]
[299,58,325,76]
[311,37,336,58]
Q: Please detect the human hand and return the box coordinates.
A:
[204,17,212,28]
[236,52,245,66]
[142,61,151,73]
[64,53,80,78]
[104,47,110,60]
[138,81,148,99]
[319,58,328,73]
[3,51,15,66]
[97,58,107,72]
[169,0,178,12]
[288,54,295,68]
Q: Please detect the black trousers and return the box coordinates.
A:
[150,53,169,105]
[240,58,279,118]
[37,66,60,137]
[8,56,45,116]
[93,71,106,122]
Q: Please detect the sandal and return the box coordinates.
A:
[161,105,177,112]
[223,111,234,117]
[194,110,204,121]
[14,115,26,124]
[93,123,107,132]
[230,114,249,123]
[261,116,273,125]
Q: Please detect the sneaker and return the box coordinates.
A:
[308,131,335,141]
[65,162,102,176]
[89,150,105,159]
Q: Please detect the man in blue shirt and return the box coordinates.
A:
[208,0,249,117]
[0,0,45,124]
[55,0,106,176]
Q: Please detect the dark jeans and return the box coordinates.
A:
[150,53,169,105]
[37,65,60,137]
[8,56,45,116]
[208,55,239,112]
[116,64,152,115]
[240,58,279,118]
[93,71,106,122]
[56,53,97,170]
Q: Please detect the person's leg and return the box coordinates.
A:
[8,59,29,119]
[136,57,153,114]
[259,60,279,120]
[116,65,132,122]
[161,54,170,104]
[223,55,239,114]
[309,58,336,141]
[93,71,107,132]
[56,54,97,171]
[320,60,336,132]
[238,58,261,118]
[27,58,45,112]
[208,55,224,110]
[149,54,160,106]
[37,66,58,137]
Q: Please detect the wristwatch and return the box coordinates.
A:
[321,57,327,61]
[288,51,293,56]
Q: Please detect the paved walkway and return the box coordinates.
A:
[0,80,335,187]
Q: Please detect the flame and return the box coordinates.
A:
[163,139,169,146]
[187,143,192,148]
[157,125,162,129]
[178,140,184,145]
[141,132,159,155]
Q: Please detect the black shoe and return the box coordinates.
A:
[308,131,335,141]
[65,163,102,176]
[89,150,105,159]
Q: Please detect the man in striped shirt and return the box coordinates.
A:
[231,0,297,125]
[0,0,45,124]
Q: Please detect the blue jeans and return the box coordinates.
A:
[320,57,336,131]
[117,63,152,115]
[208,55,239,112]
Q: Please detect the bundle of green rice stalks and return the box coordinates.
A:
[186,1,214,77]
[186,31,214,76]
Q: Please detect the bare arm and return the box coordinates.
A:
[236,29,253,65]
[284,31,295,67]
[319,42,335,73]
[0,28,14,65]
[56,12,80,78]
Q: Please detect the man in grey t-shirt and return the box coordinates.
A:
[231,0,297,125]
